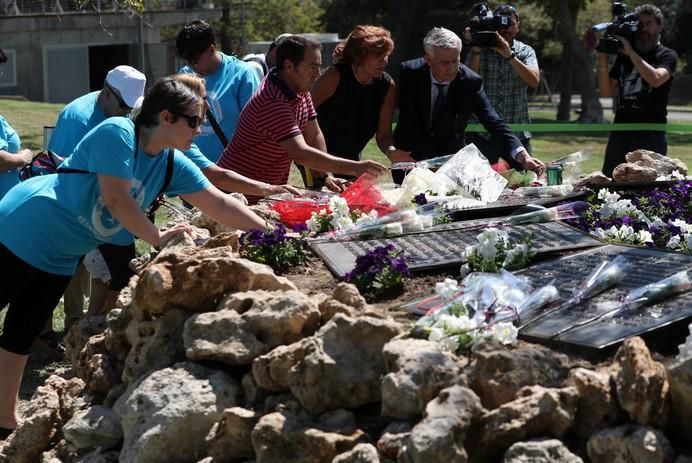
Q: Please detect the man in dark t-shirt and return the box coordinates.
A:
[598,3,678,177]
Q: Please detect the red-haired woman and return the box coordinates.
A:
[307,25,412,186]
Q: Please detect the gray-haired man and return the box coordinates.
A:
[393,27,543,183]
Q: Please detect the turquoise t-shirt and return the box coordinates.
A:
[0,118,211,275]
[180,53,260,163]
[48,91,107,157]
[184,143,214,170]
[0,115,21,200]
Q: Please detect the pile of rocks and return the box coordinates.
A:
[612,149,688,182]
[2,225,692,463]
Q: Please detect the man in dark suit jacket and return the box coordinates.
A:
[393,27,544,183]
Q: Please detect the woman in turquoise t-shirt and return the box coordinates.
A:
[0,77,267,438]
[0,115,33,200]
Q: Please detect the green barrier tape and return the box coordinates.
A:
[466,123,692,132]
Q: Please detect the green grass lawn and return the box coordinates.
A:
[3,97,691,185]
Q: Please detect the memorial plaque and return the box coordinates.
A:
[518,245,692,349]
[309,220,602,278]
[449,191,585,222]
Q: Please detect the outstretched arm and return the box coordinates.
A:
[181,185,268,231]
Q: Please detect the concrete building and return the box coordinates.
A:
[0,0,220,103]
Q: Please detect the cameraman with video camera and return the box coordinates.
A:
[465,3,540,166]
[598,3,678,177]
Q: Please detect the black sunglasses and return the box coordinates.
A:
[172,112,204,129]
[105,83,132,111]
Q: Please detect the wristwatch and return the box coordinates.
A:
[506,52,516,61]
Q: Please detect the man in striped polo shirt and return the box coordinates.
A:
[217,35,387,203]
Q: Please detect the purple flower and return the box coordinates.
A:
[345,245,410,296]
[412,193,428,206]
[293,223,309,234]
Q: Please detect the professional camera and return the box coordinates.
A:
[467,2,512,48]
[592,2,640,54]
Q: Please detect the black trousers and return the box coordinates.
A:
[0,244,71,354]
[98,242,136,291]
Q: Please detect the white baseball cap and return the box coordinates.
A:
[105,65,146,109]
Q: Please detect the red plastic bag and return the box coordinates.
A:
[339,173,396,216]
[270,199,328,228]
[269,174,395,228]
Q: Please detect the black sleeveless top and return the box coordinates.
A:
[317,63,393,161]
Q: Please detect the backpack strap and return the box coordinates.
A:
[205,98,229,148]
[146,148,175,222]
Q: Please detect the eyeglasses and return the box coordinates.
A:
[172,112,204,129]
[105,83,132,112]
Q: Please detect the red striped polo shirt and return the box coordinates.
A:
[217,70,317,203]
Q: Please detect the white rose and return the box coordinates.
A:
[490,322,518,345]
[428,327,445,343]
[636,230,654,244]
[435,278,459,301]
[439,335,461,352]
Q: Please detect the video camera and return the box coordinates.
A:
[467,2,513,48]
[592,2,640,54]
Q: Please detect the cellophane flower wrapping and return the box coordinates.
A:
[436,143,508,203]
[414,270,557,353]
[598,270,691,318]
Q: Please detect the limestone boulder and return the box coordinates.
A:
[503,439,583,463]
[612,163,658,182]
[63,405,122,451]
[625,149,688,175]
[470,342,571,409]
[469,385,579,462]
[133,247,296,314]
[206,407,260,462]
[251,409,365,463]
[381,338,465,420]
[287,314,403,414]
[587,424,673,463]
[317,283,377,323]
[376,421,411,460]
[398,385,484,463]
[184,310,268,366]
[221,290,321,347]
[567,367,622,439]
[0,376,84,463]
[72,332,118,395]
[253,341,306,392]
[332,443,380,463]
[185,290,320,366]
[667,356,692,442]
[114,362,241,463]
[121,308,190,384]
[64,316,108,367]
[612,337,669,428]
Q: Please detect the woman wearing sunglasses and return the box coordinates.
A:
[0,76,267,439]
